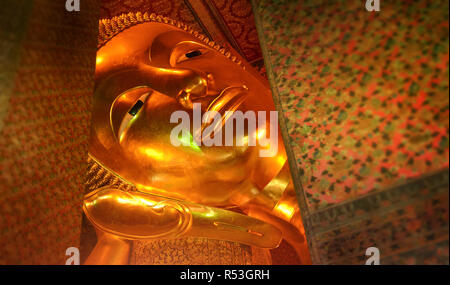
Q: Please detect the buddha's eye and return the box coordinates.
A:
[128,100,144,116]
[174,48,208,64]
[185,50,202,58]
[117,93,150,141]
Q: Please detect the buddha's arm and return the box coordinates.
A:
[83,187,282,264]
[242,162,312,264]
[84,231,132,265]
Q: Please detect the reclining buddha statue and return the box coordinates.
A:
[82,12,310,265]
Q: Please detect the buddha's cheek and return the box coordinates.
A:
[117,119,257,206]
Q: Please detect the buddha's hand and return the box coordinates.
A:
[83,187,282,249]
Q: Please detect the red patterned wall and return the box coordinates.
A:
[210,0,262,63]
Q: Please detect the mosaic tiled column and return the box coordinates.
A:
[0,0,99,264]
[252,0,449,264]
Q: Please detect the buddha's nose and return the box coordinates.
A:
[177,72,218,109]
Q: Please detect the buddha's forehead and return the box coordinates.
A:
[96,22,209,75]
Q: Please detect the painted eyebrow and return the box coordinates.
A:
[185,50,202,58]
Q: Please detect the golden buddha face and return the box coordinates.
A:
[91,20,287,207]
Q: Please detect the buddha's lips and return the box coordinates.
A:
[201,85,248,134]
[205,85,248,114]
